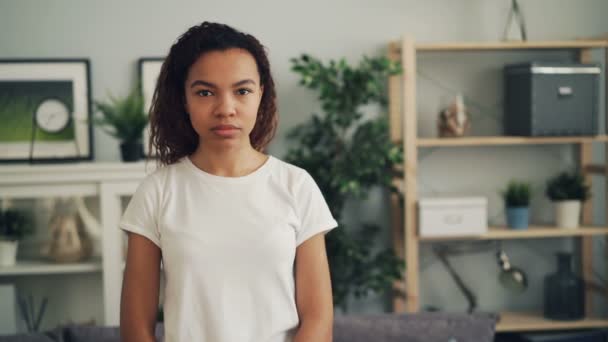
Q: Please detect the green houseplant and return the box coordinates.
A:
[0,208,33,266]
[545,171,591,229]
[501,180,532,230]
[94,85,149,162]
[285,53,404,312]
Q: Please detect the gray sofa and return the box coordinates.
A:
[334,312,497,342]
[0,312,497,342]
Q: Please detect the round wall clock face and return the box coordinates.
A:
[35,98,70,133]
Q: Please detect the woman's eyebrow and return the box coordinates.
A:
[190,79,257,88]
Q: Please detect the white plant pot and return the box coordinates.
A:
[554,200,582,229]
[0,240,18,266]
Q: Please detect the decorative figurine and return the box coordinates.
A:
[40,197,100,263]
[437,94,471,138]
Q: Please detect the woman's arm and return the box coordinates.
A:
[120,232,162,342]
[293,233,334,342]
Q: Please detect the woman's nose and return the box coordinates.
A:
[214,94,236,117]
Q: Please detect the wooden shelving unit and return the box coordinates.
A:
[387,37,608,332]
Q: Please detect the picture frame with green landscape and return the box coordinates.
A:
[0,59,93,163]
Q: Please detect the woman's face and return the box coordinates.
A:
[184,48,263,150]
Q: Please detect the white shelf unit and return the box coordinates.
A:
[0,161,155,330]
[387,37,608,332]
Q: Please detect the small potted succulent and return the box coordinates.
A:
[545,171,591,229]
[501,180,532,230]
[0,208,33,266]
[93,85,149,162]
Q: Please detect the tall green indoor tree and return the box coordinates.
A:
[285,54,404,312]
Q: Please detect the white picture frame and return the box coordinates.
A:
[138,58,164,158]
[0,59,92,163]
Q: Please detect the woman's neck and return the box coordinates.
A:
[188,144,267,177]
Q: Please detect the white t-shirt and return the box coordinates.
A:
[119,155,338,342]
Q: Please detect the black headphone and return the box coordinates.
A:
[497,248,528,293]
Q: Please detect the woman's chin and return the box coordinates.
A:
[202,136,247,149]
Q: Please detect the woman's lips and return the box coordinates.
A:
[212,127,240,137]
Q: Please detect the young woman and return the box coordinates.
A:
[119,22,338,342]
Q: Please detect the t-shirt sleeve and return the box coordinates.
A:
[119,175,161,248]
[294,170,339,246]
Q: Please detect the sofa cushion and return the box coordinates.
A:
[62,324,119,342]
[62,323,163,342]
[0,332,56,342]
[333,312,497,342]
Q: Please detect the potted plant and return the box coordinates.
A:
[286,53,404,312]
[0,208,33,266]
[501,180,532,230]
[545,171,591,229]
[93,85,149,162]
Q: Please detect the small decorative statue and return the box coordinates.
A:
[40,198,101,263]
[437,94,471,138]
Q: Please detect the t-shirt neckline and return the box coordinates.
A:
[183,154,274,184]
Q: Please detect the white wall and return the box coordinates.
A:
[1,0,608,322]
[1,0,605,160]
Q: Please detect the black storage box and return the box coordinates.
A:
[504,62,601,136]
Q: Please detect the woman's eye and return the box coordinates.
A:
[197,90,212,97]
[237,88,252,95]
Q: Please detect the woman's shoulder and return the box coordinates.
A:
[268,155,314,187]
[136,158,187,190]
[270,155,304,174]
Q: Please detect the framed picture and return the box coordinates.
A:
[138,57,164,158]
[0,59,93,163]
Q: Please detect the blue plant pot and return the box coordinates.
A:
[506,206,529,230]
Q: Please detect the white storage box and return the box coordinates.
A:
[418,197,488,237]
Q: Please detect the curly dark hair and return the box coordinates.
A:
[149,22,278,166]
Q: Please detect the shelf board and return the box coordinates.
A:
[416,135,608,147]
[415,40,608,52]
[0,161,156,186]
[0,259,102,276]
[496,311,608,332]
[419,225,608,241]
